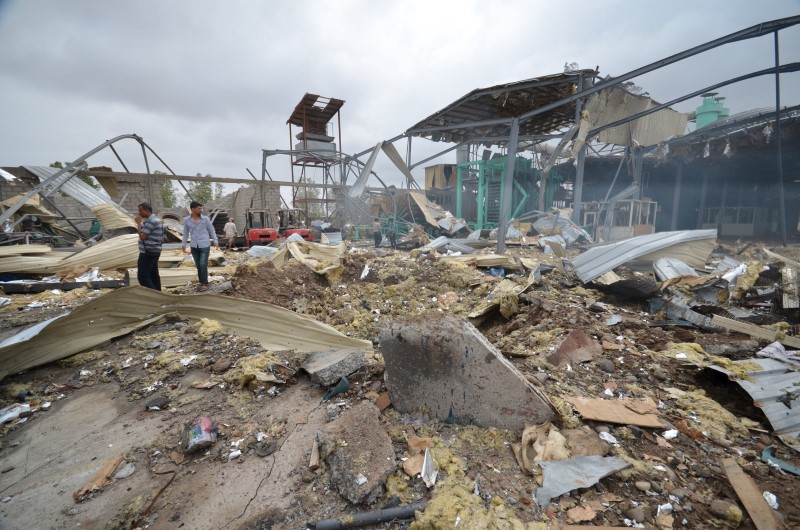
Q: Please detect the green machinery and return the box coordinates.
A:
[455,156,562,230]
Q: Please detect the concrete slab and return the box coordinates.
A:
[302,348,367,386]
[380,315,557,430]
[316,401,395,505]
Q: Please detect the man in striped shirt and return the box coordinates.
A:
[134,202,163,291]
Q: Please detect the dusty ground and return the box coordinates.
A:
[1,242,800,529]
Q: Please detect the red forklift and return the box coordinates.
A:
[245,208,313,247]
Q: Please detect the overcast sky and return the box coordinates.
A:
[0,1,798,191]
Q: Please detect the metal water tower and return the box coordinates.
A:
[696,92,730,129]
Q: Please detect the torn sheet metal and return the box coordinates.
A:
[126,267,228,288]
[0,244,53,257]
[534,456,630,505]
[707,354,800,451]
[423,236,474,255]
[381,141,419,189]
[653,257,699,281]
[91,204,136,230]
[349,142,383,198]
[286,241,344,274]
[569,229,717,284]
[533,212,592,245]
[0,286,373,381]
[0,234,140,275]
[756,342,800,368]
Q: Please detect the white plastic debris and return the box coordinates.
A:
[356,474,368,485]
[603,388,614,397]
[360,264,370,280]
[657,503,674,515]
[421,447,438,488]
[763,491,778,510]
[228,450,242,460]
[180,355,197,366]
[0,403,30,424]
[675,353,688,359]
[26,301,46,308]
[0,297,12,307]
[599,431,619,445]
[662,429,679,440]
[79,369,93,377]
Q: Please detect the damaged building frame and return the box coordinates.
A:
[339,15,799,251]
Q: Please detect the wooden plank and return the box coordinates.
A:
[721,458,783,530]
[711,315,800,349]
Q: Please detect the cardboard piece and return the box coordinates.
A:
[567,397,664,428]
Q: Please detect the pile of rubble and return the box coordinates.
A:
[1,229,799,529]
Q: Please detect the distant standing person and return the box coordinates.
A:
[223,219,237,250]
[134,202,163,291]
[372,218,382,248]
[182,201,219,292]
[387,219,397,249]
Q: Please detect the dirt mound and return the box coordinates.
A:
[230,259,328,310]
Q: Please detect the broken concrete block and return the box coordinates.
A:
[316,402,395,505]
[546,329,601,366]
[302,348,367,386]
[380,315,557,430]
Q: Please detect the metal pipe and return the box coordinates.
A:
[308,502,427,530]
[774,31,787,246]
[496,117,520,254]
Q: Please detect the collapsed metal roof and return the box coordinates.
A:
[287,93,346,136]
[406,70,596,145]
[707,347,800,452]
[569,229,718,284]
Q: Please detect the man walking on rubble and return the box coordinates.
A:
[372,217,382,248]
[223,218,237,250]
[134,202,163,291]
[182,201,219,292]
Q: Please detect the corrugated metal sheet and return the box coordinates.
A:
[0,286,373,381]
[25,166,129,213]
[653,257,699,281]
[707,351,800,451]
[570,229,717,283]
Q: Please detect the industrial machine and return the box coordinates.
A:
[244,208,313,247]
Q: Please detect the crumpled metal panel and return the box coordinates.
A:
[423,236,474,255]
[708,349,800,451]
[0,286,373,381]
[25,166,116,209]
[653,257,699,281]
[569,229,717,284]
[535,456,630,505]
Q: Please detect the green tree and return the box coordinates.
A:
[184,174,214,205]
[297,175,324,220]
[50,161,100,190]
[154,170,177,207]
[214,182,224,201]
